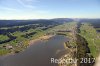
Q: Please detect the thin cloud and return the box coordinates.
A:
[17,0,39,8]
[0,6,18,11]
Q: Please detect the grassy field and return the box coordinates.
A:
[46,22,77,35]
[79,23,100,57]
[0,35,9,42]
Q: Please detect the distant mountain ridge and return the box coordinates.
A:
[0,18,100,27]
[0,18,73,27]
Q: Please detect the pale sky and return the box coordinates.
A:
[0,0,100,19]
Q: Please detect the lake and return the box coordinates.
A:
[0,35,69,66]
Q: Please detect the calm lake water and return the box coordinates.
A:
[0,35,69,66]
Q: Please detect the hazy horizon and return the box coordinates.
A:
[0,17,100,20]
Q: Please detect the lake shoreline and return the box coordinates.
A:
[29,35,54,46]
[0,35,54,58]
